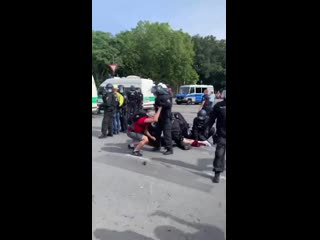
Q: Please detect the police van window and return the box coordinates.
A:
[196,87,202,93]
[180,87,189,94]
[189,87,195,93]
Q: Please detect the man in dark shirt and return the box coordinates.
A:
[207,90,226,183]
[199,89,212,113]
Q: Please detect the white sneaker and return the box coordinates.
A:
[202,140,212,147]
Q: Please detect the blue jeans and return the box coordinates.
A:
[113,111,121,134]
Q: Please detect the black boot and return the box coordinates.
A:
[98,134,107,139]
[132,151,143,156]
[212,172,220,183]
[107,133,113,137]
[163,149,173,155]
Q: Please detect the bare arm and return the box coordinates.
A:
[144,128,152,138]
[199,101,205,111]
[144,107,162,123]
[144,128,156,141]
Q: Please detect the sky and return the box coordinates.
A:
[92,0,226,39]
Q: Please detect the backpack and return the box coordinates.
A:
[171,112,190,138]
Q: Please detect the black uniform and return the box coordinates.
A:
[127,87,140,125]
[154,89,173,153]
[100,91,118,137]
[136,88,144,111]
[191,116,215,141]
[170,112,191,150]
[147,113,190,150]
[207,99,226,174]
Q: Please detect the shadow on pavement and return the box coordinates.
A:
[101,141,132,154]
[94,228,154,240]
[188,170,213,180]
[150,157,212,172]
[150,210,225,240]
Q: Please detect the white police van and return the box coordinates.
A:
[92,76,98,113]
[175,85,214,105]
[98,75,155,110]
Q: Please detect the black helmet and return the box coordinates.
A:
[151,84,169,95]
[197,110,207,121]
[118,85,125,94]
[105,83,113,93]
[151,84,157,94]
[129,85,135,91]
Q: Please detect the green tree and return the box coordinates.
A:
[116,21,198,93]
[92,31,123,85]
[192,35,226,90]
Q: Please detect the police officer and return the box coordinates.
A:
[98,83,118,138]
[118,85,128,133]
[207,90,226,183]
[127,85,139,125]
[170,113,191,150]
[136,87,144,110]
[190,109,215,142]
[152,83,173,155]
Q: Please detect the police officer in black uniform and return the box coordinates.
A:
[136,87,144,110]
[127,85,139,125]
[152,84,173,155]
[190,109,215,141]
[170,113,191,150]
[99,83,118,138]
[118,85,128,133]
[207,90,226,183]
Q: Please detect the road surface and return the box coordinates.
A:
[92,103,226,240]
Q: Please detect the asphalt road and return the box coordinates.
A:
[92,103,226,240]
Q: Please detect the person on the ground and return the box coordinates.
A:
[207,89,226,183]
[152,83,174,155]
[199,89,212,113]
[147,112,191,150]
[99,83,118,138]
[127,107,162,156]
[112,85,123,135]
[127,85,140,125]
[118,85,128,133]
[189,110,215,142]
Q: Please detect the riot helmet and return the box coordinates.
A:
[118,85,125,94]
[105,83,114,93]
[197,109,207,121]
[129,85,136,91]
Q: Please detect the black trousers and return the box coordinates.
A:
[172,131,190,150]
[101,111,113,135]
[213,136,226,173]
[154,119,173,150]
[120,108,128,133]
[127,104,138,125]
[189,127,215,141]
